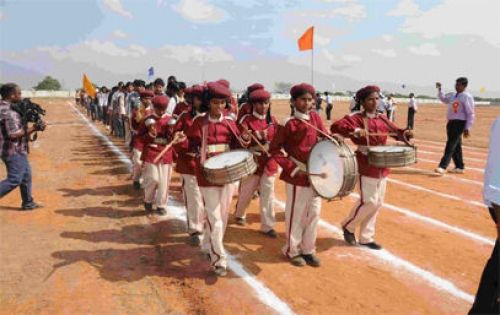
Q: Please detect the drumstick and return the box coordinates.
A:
[152,132,185,164]
[152,142,175,164]
[298,118,337,143]
[349,132,398,137]
[248,132,271,157]
[307,172,327,179]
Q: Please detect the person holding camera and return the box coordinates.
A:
[0,83,45,210]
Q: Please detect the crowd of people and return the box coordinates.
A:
[74,76,418,275]
[2,74,497,312]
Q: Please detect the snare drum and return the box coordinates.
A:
[308,140,358,199]
[367,145,417,168]
[203,150,257,185]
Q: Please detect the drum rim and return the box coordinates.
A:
[308,139,357,199]
[203,149,253,169]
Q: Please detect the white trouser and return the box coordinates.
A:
[143,162,172,209]
[283,184,321,258]
[234,174,276,232]
[200,184,236,268]
[131,148,143,182]
[342,176,387,244]
[182,174,204,235]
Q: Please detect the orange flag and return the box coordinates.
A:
[82,73,96,98]
[298,26,314,51]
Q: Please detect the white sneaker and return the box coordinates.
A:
[434,167,446,174]
[448,168,464,174]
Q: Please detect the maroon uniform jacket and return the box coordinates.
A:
[186,114,243,187]
[130,107,152,151]
[237,102,252,123]
[239,112,278,176]
[173,108,203,175]
[330,112,406,178]
[140,114,175,164]
[173,101,190,118]
[270,111,328,187]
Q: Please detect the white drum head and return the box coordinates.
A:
[204,150,251,169]
[308,140,344,199]
[369,146,412,153]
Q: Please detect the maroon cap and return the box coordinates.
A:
[184,87,193,96]
[190,84,205,96]
[207,82,231,99]
[152,95,169,109]
[247,83,264,94]
[216,79,230,88]
[356,85,380,103]
[249,89,271,102]
[140,90,154,98]
[290,83,315,99]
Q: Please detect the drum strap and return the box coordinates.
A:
[223,119,248,148]
[362,116,371,147]
[200,118,208,164]
[289,155,307,173]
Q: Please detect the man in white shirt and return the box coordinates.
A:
[112,84,126,138]
[407,93,417,130]
[96,86,109,122]
[469,117,499,314]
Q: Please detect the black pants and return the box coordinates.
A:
[438,120,465,169]
[407,107,416,130]
[326,105,333,120]
[469,207,499,315]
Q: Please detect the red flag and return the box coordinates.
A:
[298,26,314,51]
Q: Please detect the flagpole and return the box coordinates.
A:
[311,47,314,86]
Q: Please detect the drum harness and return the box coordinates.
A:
[199,115,250,165]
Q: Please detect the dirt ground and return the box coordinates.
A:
[1,98,498,314]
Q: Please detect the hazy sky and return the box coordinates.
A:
[1,0,499,96]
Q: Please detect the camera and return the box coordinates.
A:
[10,98,47,135]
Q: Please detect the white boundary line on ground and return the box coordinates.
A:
[418,149,485,163]
[348,193,494,246]
[387,178,485,208]
[68,102,294,315]
[403,167,483,186]
[273,200,475,304]
[415,143,487,158]
[416,139,488,153]
[417,158,484,173]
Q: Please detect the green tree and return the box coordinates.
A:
[34,76,62,91]
[274,81,293,93]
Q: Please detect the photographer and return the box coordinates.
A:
[0,83,45,210]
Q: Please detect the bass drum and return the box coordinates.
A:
[307,139,358,199]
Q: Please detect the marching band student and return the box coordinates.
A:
[173,85,201,118]
[331,85,412,250]
[234,88,278,238]
[237,83,264,123]
[130,90,154,190]
[269,83,328,268]
[174,85,206,246]
[216,79,238,117]
[141,95,185,215]
[186,81,250,276]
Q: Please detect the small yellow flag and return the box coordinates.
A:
[479,87,486,93]
[82,74,96,98]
